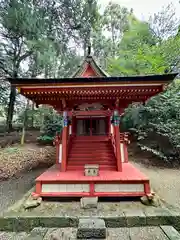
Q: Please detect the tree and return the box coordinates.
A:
[149,3,180,41]
[102,2,129,57]
[106,19,167,76]
[158,35,180,72]
[0,0,46,131]
[122,82,180,162]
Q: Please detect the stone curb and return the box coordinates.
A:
[1,208,180,232]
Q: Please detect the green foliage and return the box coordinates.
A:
[107,19,169,76]
[37,111,63,144]
[122,81,180,162]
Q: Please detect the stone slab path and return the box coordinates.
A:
[0,226,180,240]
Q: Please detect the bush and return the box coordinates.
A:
[37,113,62,144]
[121,81,180,163]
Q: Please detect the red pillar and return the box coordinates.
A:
[56,137,60,165]
[114,125,122,171]
[61,126,68,172]
[112,109,122,172]
[61,111,68,172]
[123,142,128,163]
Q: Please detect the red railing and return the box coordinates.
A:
[120,132,130,144]
[110,133,117,158]
[110,132,130,166]
[53,131,62,145]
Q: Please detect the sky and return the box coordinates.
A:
[98,0,180,20]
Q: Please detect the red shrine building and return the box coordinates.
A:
[8,51,177,198]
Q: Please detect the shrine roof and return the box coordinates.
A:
[71,55,110,77]
[8,73,178,85]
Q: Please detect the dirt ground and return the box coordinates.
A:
[0,168,46,214]
[128,145,180,209]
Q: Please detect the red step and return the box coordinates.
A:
[68,154,115,158]
[69,151,113,155]
[67,137,116,170]
[67,166,116,171]
[68,160,116,164]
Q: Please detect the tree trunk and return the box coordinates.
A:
[21,99,30,145]
[30,102,35,128]
[6,85,16,132]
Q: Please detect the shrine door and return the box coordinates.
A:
[76,118,107,136]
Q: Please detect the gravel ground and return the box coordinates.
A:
[132,161,180,209]
[128,144,180,209]
[0,168,46,214]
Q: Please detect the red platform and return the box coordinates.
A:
[35,163,150,197]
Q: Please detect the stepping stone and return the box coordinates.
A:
[80,197,98,209]
[77,218,106,239]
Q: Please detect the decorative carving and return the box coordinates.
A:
[63,111,68,127]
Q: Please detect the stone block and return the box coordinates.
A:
[160,225,180,240]
[167,209,180,231]
[80,197,98,209]
[124,209,146,227]
[84,164,99,176]
[38,217,70,228]
[0,217,14,231]
[104,214,126,228]
[77,218,106,239]
[14,216,40,232]
[144,207,172,226]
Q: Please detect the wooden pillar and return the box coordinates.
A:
[61,111,68,172]
[113,109,122,172]
[114,126,122,171]
[55,135,60,165]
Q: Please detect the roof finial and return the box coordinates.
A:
[88,45,91,56]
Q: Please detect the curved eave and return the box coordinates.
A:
[7,73,178,86]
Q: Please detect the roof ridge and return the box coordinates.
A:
[71,54,109,78]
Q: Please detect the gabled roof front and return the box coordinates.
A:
[72,54,110,78]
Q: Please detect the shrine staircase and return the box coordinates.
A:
[35,134,151,198]
[67,136,117,171]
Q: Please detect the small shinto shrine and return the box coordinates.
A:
[8,50,177,198]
